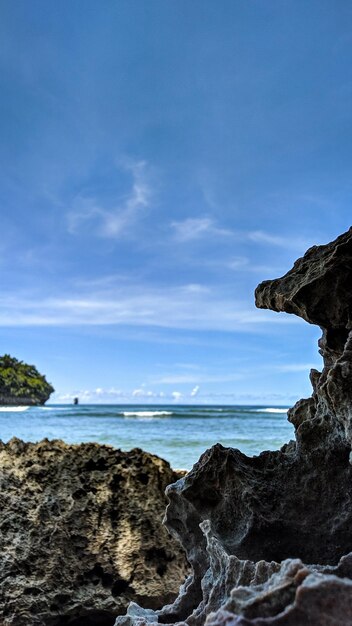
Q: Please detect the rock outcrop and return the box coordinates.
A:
[0,354,54,405]
[116,227,352,625]
[0,439,188,625]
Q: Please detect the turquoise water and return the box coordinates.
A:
[0,404,294,469]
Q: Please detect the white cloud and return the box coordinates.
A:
[181,283,210,294]
[226,256,249,270]
[132,388,164,398]
[153,362,322,386]
[174,363,201,370]
[196,256,282,276]
[67,159,151,239]
[52,375,310,405]
[171,217,232,242]
[0,284,299,331]
[154,373,245,384]
[197,390,295,403]
[169,221,312,254]
[248,230,313,251]
[275,363,320,373]
[54,387,124,402]
[53,386,206,404]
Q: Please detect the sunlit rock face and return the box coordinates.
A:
[0,439,188,626]
[116,227,352,626]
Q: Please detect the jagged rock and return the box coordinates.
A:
[0,438,188,625]
[255,227,352,330]
[116,227,352,626]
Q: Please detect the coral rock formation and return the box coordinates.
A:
[116,227,352,625]
[0,439,188,625]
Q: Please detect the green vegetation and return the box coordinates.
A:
[0,354,54,405]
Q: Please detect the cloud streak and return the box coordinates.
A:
[154,373,245,384]
[171,217,232,242]
[67,159,152,239]
[248,230,313,251]
[54,386,204,403]
[170,218,313,254]
[0,284,299,332]
[190,385,200,397]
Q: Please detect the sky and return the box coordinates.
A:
[0,0,351,405]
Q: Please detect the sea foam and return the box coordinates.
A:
[122,411,173,418]
[0,406,29,412]
[258,408,289,414]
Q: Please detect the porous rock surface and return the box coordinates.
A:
[116,227,352,626]
[0,438,188,625]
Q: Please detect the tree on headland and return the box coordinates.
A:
[0,354,54,405]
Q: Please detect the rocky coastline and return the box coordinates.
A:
[0,396,48,406]
[2,228,352,625]
[115,227,352,625]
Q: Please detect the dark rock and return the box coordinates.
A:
[0,439,188,625]
[116,227,352,625]
[255,226,352,331]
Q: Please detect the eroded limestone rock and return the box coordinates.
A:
[0,438,188,625]
[116,227,352,626]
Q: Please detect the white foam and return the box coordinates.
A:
[0,406,29,412]
[258,408,289,414]
[122,411,173,418]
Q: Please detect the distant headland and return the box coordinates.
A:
[0,354,54,406]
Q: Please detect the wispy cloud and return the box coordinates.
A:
[131,388,165,398]
[274,363,320,373]
[54,386,206,403]
[67,159,152,239]
[54,387,125,402]
[226,256,249,270]
[0,284,299,331]
[196,390,294,403]
[171,217,232,242]
[153,372,246,384]
[220,256,282,275]
[248,230,313,251]
[153,361,321,385]
[170,220,312,254]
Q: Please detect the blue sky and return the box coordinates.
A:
[0,0,351,404]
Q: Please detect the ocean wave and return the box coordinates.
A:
[0,406,29,412]
[122,411,173,418]
[257,408,289,414]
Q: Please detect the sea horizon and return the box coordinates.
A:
[0,403,293,469]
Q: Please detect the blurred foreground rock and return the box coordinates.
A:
[116,227,352,626]
[0,439,188,625]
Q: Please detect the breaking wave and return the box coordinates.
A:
[257,408,289,414]
[122,411,173,418]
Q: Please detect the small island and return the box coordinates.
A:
[0,354,54,406]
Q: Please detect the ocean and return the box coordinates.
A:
[0,404,294,469]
